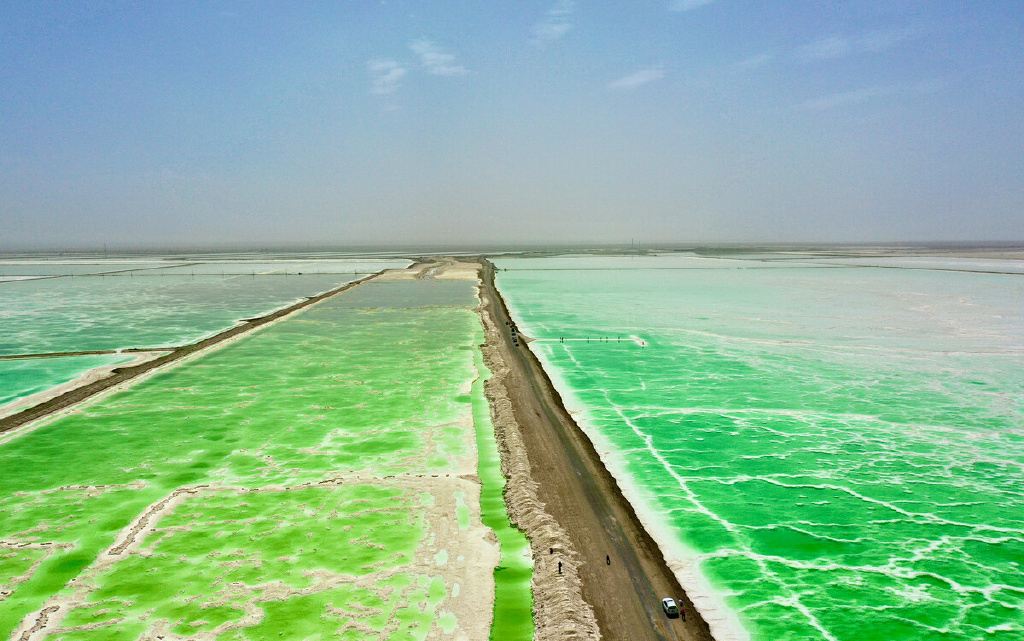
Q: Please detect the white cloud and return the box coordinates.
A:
[795,27,923,62]
[797,86,893,111]
[607,66,665,90]
[531,0,574,46]
[669,0,717,12]
[368,59,407,95]
[794,36,853,61]
[409,39,469,76]
[910,78,948,94]
[860,26,922,53]
[798,80,944,111]
[735,52,774,71]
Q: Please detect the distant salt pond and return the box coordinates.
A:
[494,254,1024,641]
[0,258,411,356]
[0,257,411,410]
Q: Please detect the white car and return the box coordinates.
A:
[661,597,679,618]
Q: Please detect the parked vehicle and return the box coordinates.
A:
[662,597,679,618]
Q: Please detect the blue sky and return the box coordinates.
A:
[1,1,1021,248]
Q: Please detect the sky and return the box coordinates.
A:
[1,1,1022,249]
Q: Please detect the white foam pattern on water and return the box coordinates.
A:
[494,256,1024,641]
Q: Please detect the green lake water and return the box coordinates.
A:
[473,349,535,639]
[0,275,531,640]
[493,255,1024,641]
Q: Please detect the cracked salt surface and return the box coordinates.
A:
[495,255,1024,641]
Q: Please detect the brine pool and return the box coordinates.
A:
[0,275,531,640]
[0,257,409,412]
[0,265,408,356]
[494,254,1024,641]
[0,355,136,410]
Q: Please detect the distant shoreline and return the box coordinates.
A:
[2,242,1022,261]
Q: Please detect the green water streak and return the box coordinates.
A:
[472,337,535,639]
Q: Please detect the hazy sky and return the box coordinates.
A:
[2,1,1022,249]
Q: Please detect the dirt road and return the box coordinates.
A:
[477,259,715,641]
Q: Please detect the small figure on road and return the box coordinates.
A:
[558,561,562,574]
[606,555,611,565]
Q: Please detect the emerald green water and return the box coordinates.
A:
[0,275,531,639]
[494,255,1024,641]
[472,349,535,639]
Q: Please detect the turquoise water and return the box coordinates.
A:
[0,261,168,277]
[494,255,1024,641]
[144,259,409,275]
[0,273,362,355]
[0,355,136,409]
[0,258,409,278]
[0,256,408,412]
